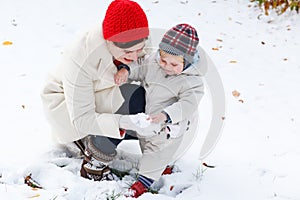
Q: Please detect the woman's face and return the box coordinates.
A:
[108,41,145,65]
[159,51,184,75]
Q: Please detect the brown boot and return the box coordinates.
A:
[80,158,89,179]
[80,155,118,181]
[79,136,118,181]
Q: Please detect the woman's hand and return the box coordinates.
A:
[114,68,129,85]
[150,112,167,123]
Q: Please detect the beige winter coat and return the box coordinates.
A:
[41,24,125,143]
[129,49,207,180]
[41,24,210,180]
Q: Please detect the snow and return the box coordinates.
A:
[1,0,300,199]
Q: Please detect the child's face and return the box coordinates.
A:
[159,51,184,75]
[108,41,145,65]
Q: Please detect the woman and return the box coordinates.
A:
[41,0,151,181]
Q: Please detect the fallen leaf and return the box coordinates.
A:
[229,60,237,63]
[203,162,215,168]
[170,185,174,191]
[22,105,25,109]
[216,38,223,42]
[11,19,17,26]
[221,116,226,120]
[180,0,188,4]
[261,41,265,45]
[291,118,294,122]
[283,58,288,61]
[29,194,40,198]
[212,47,219,51]
[238,99,244,103]
[232,90,240,98]
[2,41,13,45]
[24,174,43,189]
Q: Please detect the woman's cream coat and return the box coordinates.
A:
[41,24,124,143]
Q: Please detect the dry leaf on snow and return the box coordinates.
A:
[2,41,13,45]
[203,162,216,168]
[28,194,40,198]
[24,174,43,189]
[232,90,240,98]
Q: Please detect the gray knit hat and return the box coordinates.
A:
[159,23,199,66]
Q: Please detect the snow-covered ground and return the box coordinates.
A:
[1,0,300,199]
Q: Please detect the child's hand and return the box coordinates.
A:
[150,112,167,123]
[114,68,129,85]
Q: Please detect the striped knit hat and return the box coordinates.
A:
[159,24,199,67]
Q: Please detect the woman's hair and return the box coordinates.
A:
[113,37,147,49]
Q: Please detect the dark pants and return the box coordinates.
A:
[90,83,145,155]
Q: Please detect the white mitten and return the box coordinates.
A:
[128,113,151,128]
[119,114,143,131]
[119,113,161,138]
[137,122,161,138]
[164,119,190,139]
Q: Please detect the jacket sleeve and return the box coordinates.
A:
[61,53,123,139]
[163,76,204,124]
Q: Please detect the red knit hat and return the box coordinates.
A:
[103,0,149,43]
